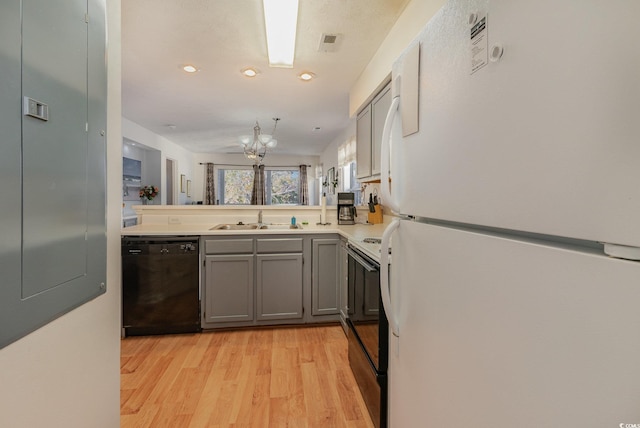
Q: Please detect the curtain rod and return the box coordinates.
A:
[199,163,311,168]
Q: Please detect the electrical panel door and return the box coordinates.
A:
[0,0,107,348]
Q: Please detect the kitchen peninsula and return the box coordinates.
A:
[122,205,389,334]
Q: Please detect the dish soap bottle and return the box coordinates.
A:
[291,215,296,226]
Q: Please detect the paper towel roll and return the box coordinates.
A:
[320,194,327,224]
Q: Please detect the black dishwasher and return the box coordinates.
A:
[122,236,201,336]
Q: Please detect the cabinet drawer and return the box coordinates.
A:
[256,238,303,254]
[205,238,253,254]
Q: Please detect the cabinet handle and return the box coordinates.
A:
[346,246,378,272]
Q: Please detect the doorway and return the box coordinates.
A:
[166,158,177,205]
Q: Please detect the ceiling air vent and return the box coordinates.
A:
[318,33,342,52]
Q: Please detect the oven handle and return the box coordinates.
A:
[381,218,400,338]
[346,246,378,272]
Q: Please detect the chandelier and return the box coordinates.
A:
[239,118,279,164]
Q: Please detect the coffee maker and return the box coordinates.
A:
[337,192,356,225]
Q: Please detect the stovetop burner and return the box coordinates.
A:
[363,238,382,244]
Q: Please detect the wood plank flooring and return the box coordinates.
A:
[121,325,375,428]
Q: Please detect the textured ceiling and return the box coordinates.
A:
[122,0,410,155]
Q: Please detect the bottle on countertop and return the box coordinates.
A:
[291,216,296,226]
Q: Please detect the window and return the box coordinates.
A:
[217,168,253,205]
[342,162,361,204]
[338,136,360,203]
[266,169,299,204]
[216,166,300,205]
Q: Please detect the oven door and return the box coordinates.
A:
[346,244,384,370]
[346,244,388,427]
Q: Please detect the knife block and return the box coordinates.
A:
[367,205,383,224]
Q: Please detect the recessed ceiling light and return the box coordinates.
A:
[241,67,260,77]
[298,71,315,81]
[182,64,198,73]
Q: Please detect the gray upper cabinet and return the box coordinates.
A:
[0,0,107,348]
[312,238,341,316]
[371,84,392,176]
[356,81,391,181]
[356,104,372,179]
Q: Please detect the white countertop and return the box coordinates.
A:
[122,221,390,262]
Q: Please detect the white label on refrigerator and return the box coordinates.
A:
[471,16,488,74]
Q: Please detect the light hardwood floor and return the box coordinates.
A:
[121,325,375,427]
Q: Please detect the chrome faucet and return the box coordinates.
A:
[258,209,263,224]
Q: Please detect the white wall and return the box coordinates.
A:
[0,1,122,427]
[349,0,446,116]
[123,118,195,205]
[192,152,321,204]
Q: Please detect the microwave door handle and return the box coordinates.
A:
[346,247,377,272]
[381,90,401,214]
[381,218,400,338]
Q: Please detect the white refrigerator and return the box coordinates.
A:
[379,0,640,426]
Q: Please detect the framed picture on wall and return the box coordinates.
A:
[327,167,335,195]
[180,174,186,193]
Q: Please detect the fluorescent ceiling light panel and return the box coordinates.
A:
[263,0,299,68]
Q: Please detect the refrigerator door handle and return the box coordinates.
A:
[381,94,401,214]
[381,218,400,337]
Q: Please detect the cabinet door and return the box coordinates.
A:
[371,83,392,176]
[356,104,372,179]
[312,238,340,316]
[203,254,254,324]
[256,254,303,321]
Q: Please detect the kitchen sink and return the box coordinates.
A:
[209,223,303,230]
[260,223,303,230]
[210,223,260,230]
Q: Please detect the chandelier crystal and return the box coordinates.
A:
[239,118,279,164]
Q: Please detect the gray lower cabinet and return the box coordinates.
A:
[312,237,341,316]
[202,234,343,329]
[339,237,349,333]
[202,236,305,329]
[204,254,254,324]
[256,237,304,321]
[257,254,303,320]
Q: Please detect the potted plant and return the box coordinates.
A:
[139,185,159,204]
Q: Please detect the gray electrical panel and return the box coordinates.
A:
[0,0,107,348]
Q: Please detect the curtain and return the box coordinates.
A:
[251,164,266,205]
[205,162,216,204]
[299,165,309,205]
